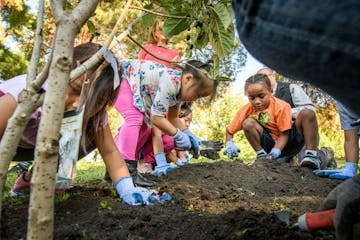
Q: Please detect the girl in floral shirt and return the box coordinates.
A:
[113,60,216,183]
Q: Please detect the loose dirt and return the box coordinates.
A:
[1,158,347,240]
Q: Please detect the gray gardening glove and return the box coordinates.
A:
[318,174,360,240]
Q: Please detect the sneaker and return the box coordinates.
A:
[9,173,30,196]
[300,153,321,169]
[138,162,154,174]
[256,152,267,159]
[319,147,337,169]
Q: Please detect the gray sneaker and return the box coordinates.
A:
[318,147,337,170]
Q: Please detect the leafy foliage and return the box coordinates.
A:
[140,0,238,77]
[0,44,28,80]
[1,0,242,82]
[1,3,36,42]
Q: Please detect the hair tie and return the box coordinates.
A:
[99,47,120,89]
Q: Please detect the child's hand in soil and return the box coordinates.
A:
[114,176,171,206]
[153,164,177,177]
[224,141,240,158]
[184,129,200,158]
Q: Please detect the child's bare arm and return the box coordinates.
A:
[0,94,17,137]
[95,124,130,184]
[273,130,289,151]
[166,106,187,131]
[150,115,179,136]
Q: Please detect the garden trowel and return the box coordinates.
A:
[189,140,224,160]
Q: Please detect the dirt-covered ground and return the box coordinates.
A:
[1,158,349,240]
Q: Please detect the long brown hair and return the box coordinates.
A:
[72,43,121,152]
[148,18,167,45]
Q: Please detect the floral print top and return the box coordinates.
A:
[120,60,182,126]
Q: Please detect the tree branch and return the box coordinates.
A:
[104,0,132,48]
[26,0,45,86]
[33,41,55,89]
[110,11,144,50]
[50,0,66,20]
[70,0,133,82]
[72,0,99,29]
[130,5,195,20]
[127,34,180,66]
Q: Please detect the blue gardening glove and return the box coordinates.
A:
[270,148,281,159]
[153,152,177,177]
[172,128,191,149]
[184,129,200,158]
[313,162,358,180]
[224,141,240,158]
[176,158,189,166]
[114,176,171,206]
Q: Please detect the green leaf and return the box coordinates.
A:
[163,18,192,39]
[226,4,235,26]
[208,19,235,59]
[141,14,156,30]
[215,76,232,82]
[212,3,232,30]
[86,20,96,34]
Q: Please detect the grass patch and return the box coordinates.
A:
[74,159,106,184]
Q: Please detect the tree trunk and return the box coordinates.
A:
[27,1,98,239]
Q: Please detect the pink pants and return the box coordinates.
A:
[142,133,175,164]
[113,80,151,160]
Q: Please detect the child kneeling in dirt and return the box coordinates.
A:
[224,73,320,169]
[138,102,194,174]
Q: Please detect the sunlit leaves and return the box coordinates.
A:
[208,19,235,59]
[163,18,192,38]
[212,2,233,30]
[0,45,28,80]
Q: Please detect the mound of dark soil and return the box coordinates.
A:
[1,159,345,239]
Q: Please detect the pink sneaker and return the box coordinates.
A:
[138,162,154,174]
[9,173,30,196]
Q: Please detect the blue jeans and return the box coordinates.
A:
[232,0,360,114]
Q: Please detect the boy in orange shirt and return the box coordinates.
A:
[225,73,318,168]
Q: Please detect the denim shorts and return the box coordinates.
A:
[260,125,304,158]
[336,101,360,130]
[232,0,360,114]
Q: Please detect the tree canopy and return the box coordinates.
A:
[1,0,246,82]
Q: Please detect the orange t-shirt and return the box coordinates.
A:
[138,44,179,68]
[227,96,293,140]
